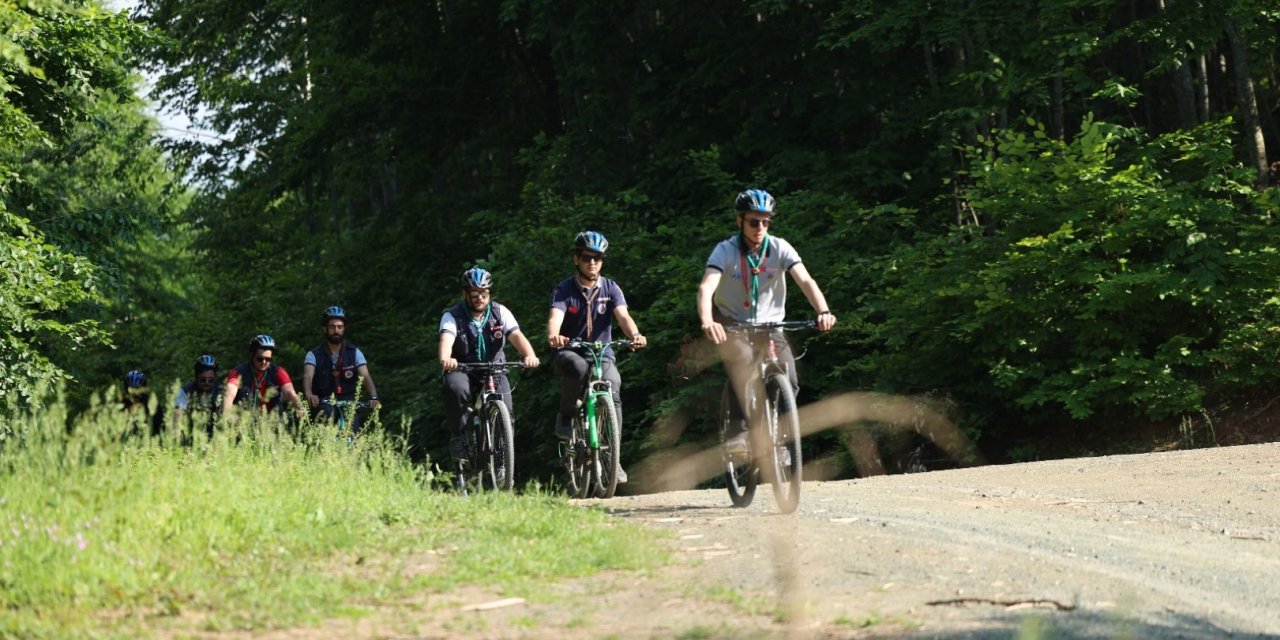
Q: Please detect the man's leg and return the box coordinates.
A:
[441,371,472,462]
[719,336,756,454]
[551,350,589,439]
[600,359,628,483]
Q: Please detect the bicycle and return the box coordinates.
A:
[453,362,523,493]
[719,320,813,514]
[561,339,631,499]
[318,398,373,441]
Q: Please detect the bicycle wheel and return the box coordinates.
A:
[592,392,622,499]
[721,384,756,507]
[764,373,802,514]
[565,417,591,498]
[483,400,515,491]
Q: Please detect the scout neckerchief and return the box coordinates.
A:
[738,232,771,321]
[577,274,602,340]
[470,303,492,361]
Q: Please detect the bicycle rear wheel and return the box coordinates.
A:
[482,400,515,491]
[764,373,802,514]
[592,394,622,499]
[720,384,756,507]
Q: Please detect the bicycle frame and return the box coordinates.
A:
[454,362,523,493]
[566,339,631,448]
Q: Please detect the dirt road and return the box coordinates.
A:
[264,443,1280,639]
[559,442,1280,638]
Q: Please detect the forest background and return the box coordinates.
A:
[5,0,1280,482]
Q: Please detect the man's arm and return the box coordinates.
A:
[697,267,727,344]
[303,363,319,408]
[280,382,303,412]
[439,332,458,371]
[612,307,647,348]
[547,307,568,348]
[222,381,238,416]
[788,263,836,332]
[356,364,380,409]
[508,329,541,367]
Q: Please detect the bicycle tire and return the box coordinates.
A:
[484,400,515,491]
[565,417,591,498]
[720,384,757,507]
[764,373,802,514]
[593,393,622,499]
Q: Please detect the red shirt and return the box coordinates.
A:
[227,365,293,411]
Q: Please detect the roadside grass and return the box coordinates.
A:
[0,392,667,638]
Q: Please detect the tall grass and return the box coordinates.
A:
[0,389,665,638]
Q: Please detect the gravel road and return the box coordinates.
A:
[587,442,1280,638]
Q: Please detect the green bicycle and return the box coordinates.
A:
[561,338,631,499]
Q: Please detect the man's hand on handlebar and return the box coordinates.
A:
[817,311,837,332]
[441,357,459,372]
[701,321,727,345]
[548,334,569,349]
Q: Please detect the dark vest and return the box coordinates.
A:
[448,302,508,364]
[181,380,222,434]
[309,343,361,400]
[232,362,285,411]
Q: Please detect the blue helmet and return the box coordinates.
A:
[124,370,147,389]
[461,267,493,289]
[250,334,276,351]
[194,354,217,374]
[573,231,609,254]
[735,189,775,215]
[321,305,346,324]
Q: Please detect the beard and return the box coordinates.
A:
[326,333,344,345]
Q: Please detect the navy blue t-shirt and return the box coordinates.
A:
[550,275,628,360]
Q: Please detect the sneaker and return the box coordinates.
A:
[723,433,749,459]
[555,414,574,441]
[449,435,469,463]
[616,466,628,484]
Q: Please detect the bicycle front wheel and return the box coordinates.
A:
[764,373,802,514]
[482,400,515,491]
[592,394,622,499]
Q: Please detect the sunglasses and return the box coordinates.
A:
[578,254,605,263]
[745,218,771,229]
[467,289,491,298]
[197,377,216,384]
[255,356,273,363]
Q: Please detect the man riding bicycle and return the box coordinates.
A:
[547,231,647,484]
[696,189,837,457]
[303,306,381,429]
[172,354,222,438]
[222,334,304,419]
[439,267,540,463]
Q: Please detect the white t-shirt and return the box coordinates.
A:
[706,234,802,323]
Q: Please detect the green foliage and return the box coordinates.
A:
[858,116,1280,428]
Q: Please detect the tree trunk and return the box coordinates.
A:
[1225,18,1269,188]
[1192,53,1210,121]
[1051,59,1064,140]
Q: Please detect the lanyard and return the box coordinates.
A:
[738,233,771,321]
[470,304,492,361]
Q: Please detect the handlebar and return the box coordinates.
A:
[565,338,634,352]
[723,320,816,334]
[454,362,529,372]
[319,399,374,409]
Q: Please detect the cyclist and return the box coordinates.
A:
[439,267,540,463]
[696,189,837,457]
[547,231,647,483]
[303,306,381,429]
[222,334,304,418]
[172,354,222,438]
[122,369,165,436]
